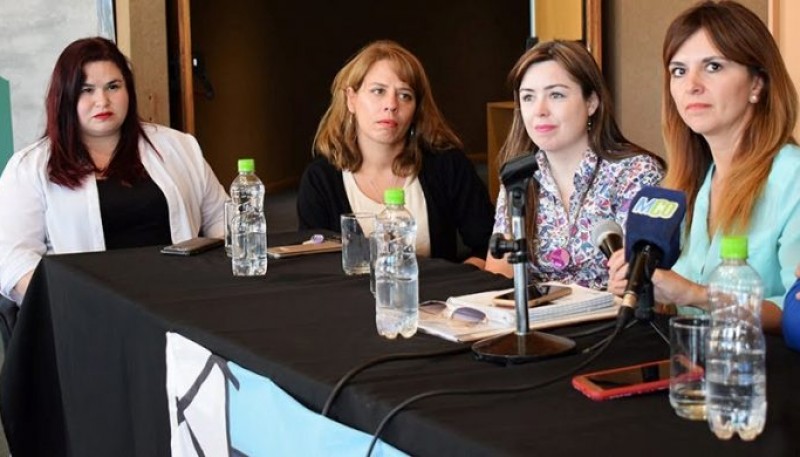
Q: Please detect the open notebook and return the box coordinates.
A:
[419,282,619,343]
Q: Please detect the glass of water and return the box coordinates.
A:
[340,213,375,276]
[669,315,710,420]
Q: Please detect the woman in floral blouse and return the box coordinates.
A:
[484,40,665,289]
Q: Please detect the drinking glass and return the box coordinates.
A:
[340,213,375,276]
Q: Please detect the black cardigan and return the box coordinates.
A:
[296,149,494,262]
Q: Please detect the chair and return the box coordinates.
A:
[0,296,17,349]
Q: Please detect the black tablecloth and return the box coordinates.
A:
[2,232,799,456]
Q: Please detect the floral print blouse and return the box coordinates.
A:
[492,149,664,289]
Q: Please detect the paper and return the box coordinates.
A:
[418,282,619,342]
[266,240,342,259]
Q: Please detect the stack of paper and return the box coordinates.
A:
[418,282,619,343]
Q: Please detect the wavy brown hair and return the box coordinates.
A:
[312,40,462,176]
[499,40,661,252]
[662,1,797,235]
[45,37,153,188]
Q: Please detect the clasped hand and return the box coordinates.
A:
[606,249,707,309]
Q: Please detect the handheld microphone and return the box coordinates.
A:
[591,220,623,259]
[622,186,686,309]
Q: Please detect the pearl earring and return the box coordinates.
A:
[749,94,759,103]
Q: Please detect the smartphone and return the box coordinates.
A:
[160,237,224,256]
[571,359,671,401]
[491,284,572,308]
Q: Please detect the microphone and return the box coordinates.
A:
[591,220,623,259]
[499,152,538,188]
[622,186,687,309]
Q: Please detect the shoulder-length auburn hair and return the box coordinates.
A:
[499,40,660,254]
[662,1,797,235]
[45,36,152,188]
[312,40,462,176]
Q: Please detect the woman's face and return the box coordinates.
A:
[519,60,597,159]
[346,59,416,153]
[668,29,762,144]
[76,60,129,143]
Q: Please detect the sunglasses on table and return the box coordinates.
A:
[419,300,488,328]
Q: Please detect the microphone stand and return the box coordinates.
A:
[473,154,576,364]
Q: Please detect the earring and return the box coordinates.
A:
[749,94,759,104]
[409,125,416,139]
[586,119,593,131]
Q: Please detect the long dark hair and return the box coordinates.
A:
[45,37,152,188]
[500,40,662,255]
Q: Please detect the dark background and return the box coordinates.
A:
[183,0,530,189]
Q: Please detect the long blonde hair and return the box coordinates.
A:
[661,1,797,235]
[313,40,461,176]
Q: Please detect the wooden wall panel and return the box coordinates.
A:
[603,0,767,158]
[536,0,582,41]
[776,0,800,137]
[116,0,170,126]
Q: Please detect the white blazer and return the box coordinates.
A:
[0,124,228,302]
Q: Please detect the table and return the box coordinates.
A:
[2,233,799,456]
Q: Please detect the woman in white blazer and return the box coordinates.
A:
[0,37,227,303]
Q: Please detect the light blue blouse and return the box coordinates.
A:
[672,143,800,308]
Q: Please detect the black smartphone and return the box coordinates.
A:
[491,284,572,308]
[572,359,674,401]
[160,237,223,256]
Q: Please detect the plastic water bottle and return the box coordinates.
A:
[230,159,267,276]
[227,158,266,256]
[705,236,767,441]
[374,188,419,339]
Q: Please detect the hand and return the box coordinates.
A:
[463,256,485,270]
[796,264,800,299]
[651,269,708,308]
[606,249,628,295]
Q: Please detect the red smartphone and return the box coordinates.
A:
[571,359,671,401]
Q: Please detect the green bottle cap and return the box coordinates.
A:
[383,188,405,205]
[720,236,748,260]
[238,158,255,173]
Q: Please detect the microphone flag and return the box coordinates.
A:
[624,186,687,269]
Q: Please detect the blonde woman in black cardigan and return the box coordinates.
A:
[297,40,493,266]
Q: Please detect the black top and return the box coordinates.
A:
[96,174,172,249]
[296,148,495,261]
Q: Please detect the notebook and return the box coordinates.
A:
[418,282,619,343]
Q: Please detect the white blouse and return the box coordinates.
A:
[342,171,431,257]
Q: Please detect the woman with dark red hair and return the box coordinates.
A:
[0,37,227,304]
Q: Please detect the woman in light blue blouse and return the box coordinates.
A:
[609,2,800,332]
[484,40,664,289]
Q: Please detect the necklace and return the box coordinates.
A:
[365,173,405,202]
[546,158,601,271]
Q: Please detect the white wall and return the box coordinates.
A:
[0,0,110,151]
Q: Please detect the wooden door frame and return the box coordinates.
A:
[585,0,602,69]
[175,0,195,134]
